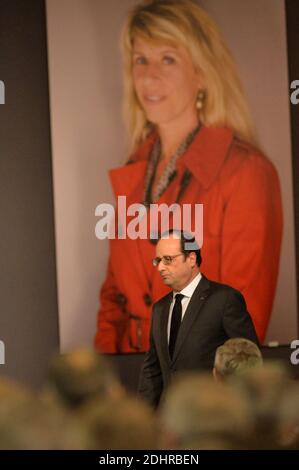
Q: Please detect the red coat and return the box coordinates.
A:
[95,127,283,352]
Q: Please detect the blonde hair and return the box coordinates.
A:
[122,0,257,154]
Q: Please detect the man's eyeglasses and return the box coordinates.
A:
[152,253,184,267]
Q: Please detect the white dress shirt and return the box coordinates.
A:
[167,272,202,342]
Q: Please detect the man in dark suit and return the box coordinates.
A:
[138,230,258,408]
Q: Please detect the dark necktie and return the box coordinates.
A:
[169,294,184,360]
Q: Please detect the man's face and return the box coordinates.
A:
[156,237,196,292]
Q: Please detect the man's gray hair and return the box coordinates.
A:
[214,338,263,379]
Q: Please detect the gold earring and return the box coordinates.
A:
[196,89,206,110]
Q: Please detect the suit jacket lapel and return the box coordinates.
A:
[172,275,211,363]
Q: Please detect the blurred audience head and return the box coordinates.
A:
[0,377,93,449]
[232,361,291,449]
[80,394,158,450]
[44,347,123,409]
[276,380,299,448]
[213,337,263,382]
[159,372,253,449]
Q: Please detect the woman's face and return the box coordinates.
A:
[132,36,203,129]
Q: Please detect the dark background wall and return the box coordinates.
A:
[0,0,59,386]
[286,0,299,335]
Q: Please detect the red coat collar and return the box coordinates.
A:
[109,126,234,199]
[181,126,234,189]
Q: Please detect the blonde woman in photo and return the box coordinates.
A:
[95,0,282,353]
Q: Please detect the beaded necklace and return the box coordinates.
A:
[143,124,201,206]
